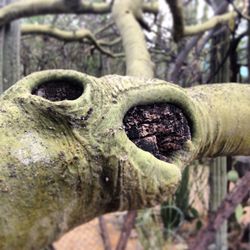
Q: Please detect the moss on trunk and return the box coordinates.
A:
[0,70,250,249]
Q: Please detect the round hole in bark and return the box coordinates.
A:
[123,103,191,162]
[32,79,84,101]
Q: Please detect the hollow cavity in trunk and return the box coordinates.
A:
[123,103,191,162]
[32,79,84,101]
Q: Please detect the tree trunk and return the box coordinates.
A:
[0,0,6,93]
[2,0,20,90]
[208,2,229,248]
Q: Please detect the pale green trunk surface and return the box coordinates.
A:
[208,15,229,250]
[0,70,250,249]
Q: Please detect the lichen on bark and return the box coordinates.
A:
[0,70,250,249]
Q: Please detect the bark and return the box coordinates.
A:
[1,70,250,249]
[0,0,158,27]
[166,0,236,39]
[248,0,250,83]
[0,1,248,250]
[168,34,202,82]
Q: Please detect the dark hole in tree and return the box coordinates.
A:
[123,103,191,162]
[32,79,84,101]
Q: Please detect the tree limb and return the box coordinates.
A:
[116,211,137,250]
[165,0,185,42]
[99,216,112,250]
[168,2,230,81]
[0,0,158,27]
[189,171,250,250]
[1,70,250,249]
[112,0,154,78]
[168,35,202,82]
[21,24,119,58]
[184,11,237,36]
[166,0,236,40]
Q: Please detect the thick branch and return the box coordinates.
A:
[112,0,154,78]
[167,0,235,40]
[0,0,158,27]
[168,2,230,81]
[116,211,137,250]
[184,11,237,36]
[21,24,118,57]
[165,0,185,42]
[1,71,250,249]
[98,216,112,250]
[168,35,202,82]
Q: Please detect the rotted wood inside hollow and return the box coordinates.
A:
[32,80,84,101]
[123,103,191,162]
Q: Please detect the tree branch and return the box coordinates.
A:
[116,211,137,250]
[112,0,154,78]
[1,70,250,249]
[189,171,250,250]
[184,11,237,36]
[21,24,120,58]
[0,0,158,27]
[99,216,112,250]
[168,2,230,81]
[166,0,236,40]
[165,0,185,42]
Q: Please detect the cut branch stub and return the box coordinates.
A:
[123,103,191,162]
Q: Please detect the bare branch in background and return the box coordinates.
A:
[168,1,231,82]
[189,171,250,250]
[0,0,158,27]
[115,211,137,250]
[98,216,112,250]
[184,11,237,36]
[165,0,184,42]
[227,0,250,21]
[21,24,121,58]
[166,0,237,40]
